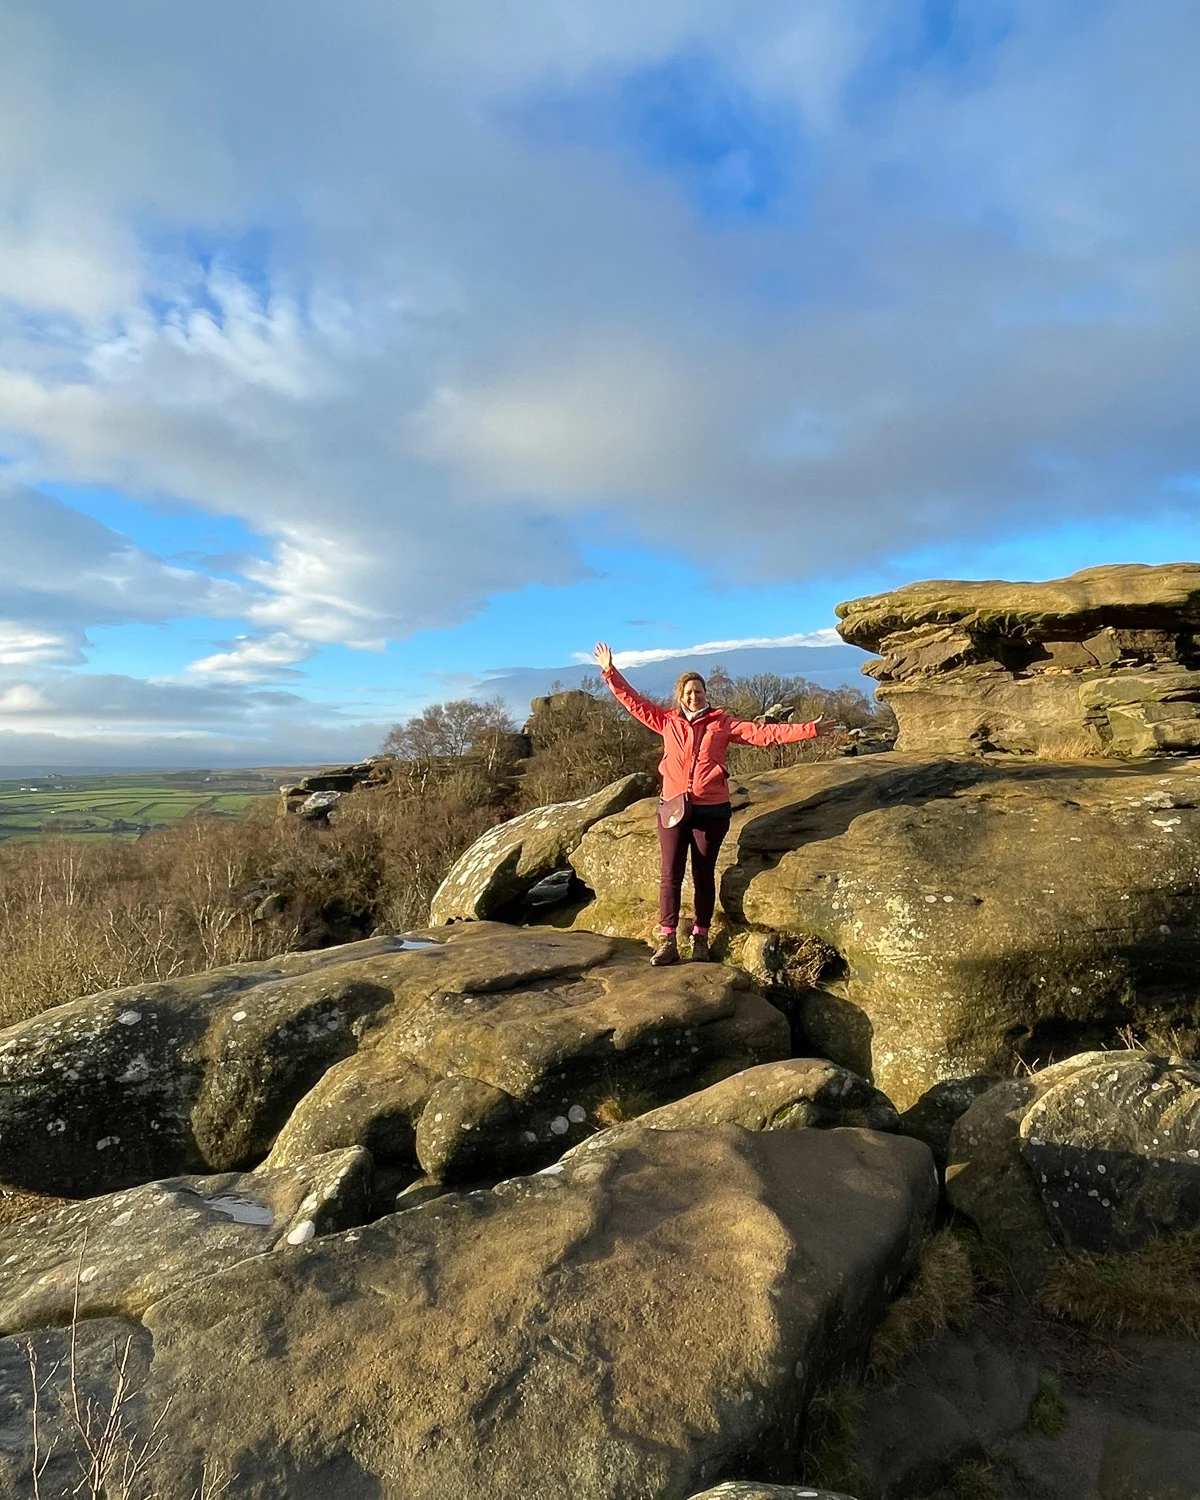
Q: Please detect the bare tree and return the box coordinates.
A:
[381,697,515,760]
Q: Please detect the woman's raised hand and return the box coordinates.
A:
[594,642,614,673]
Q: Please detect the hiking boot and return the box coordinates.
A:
[649,934,679,966]
[690,932,711,963]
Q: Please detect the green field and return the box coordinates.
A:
[0,768,318,843]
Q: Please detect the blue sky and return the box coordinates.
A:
[0,0,1197,764]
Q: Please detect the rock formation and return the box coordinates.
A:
[430,771,655,923]
[6,563,1200,1499]
[266,922,788,1182]
[0,924,790,1197]
[561,1059,899,1157]
[569,752,1200,1109]
[0,1148,370,1335]
[279,757,392,820]
[947,1050,1200,1289]
[0,1126,935,1499]
[835,563,1200,757]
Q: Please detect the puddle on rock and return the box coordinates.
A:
[206,1195,274,1226]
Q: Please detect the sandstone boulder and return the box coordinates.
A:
[430,772,655,923]
[572,753,1200,1108]
[0,1125,936,1499]
[0,922,790,1200]
[947,1051,1200,1288]
[0,1148,370,1336]
[835,563,1200,757]
[562,1060,897,1157]
[0,932,449,1195]
[268,924,790,1181]
[854,1327,1040,1499]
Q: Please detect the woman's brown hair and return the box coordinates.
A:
[673,670,706,705]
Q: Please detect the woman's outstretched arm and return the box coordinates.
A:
[593,641,668,733]
[727,715,828,747]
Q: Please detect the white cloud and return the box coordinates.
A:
[0,625,74,666]
[0,668,384,767]
[0,0,1195,734]
[0,683,49,712]
[0,480,252,665]
[189,632,315,683]
[574,629,843,669]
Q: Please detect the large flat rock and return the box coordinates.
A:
[571,753,1200,1109]
[836,564,1200,652]
[268,925,790,1182]
[0,1126,936,1500]
[0,1148,371,1336]
[0,924,789,1198]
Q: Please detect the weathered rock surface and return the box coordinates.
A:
[947,1051,1200,1288]
[686,1487,857,1499]
[0,1125,937,1500]
[0,1148,370,1336]
[278,757,391,817]
[855,1328,1041,1498]
[268,924,790,1182]
[836,564,1200,757]
[836,1300,1200,1500]
[572,753,1200,1108]
[0,933,442,1195]
[563,1060,898,1155]
[0,925,789,1197]
[430,772,655,924]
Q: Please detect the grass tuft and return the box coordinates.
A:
[773,932,840,991]
[797,1378,866,1498]
[948,1459,1001,1500]
[1037,1230,1200,1337]
[1027,1373,1067,1438]
[868,1230,977,1377]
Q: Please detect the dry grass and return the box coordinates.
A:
[868,1230,977,1377]
[739,931,841,992]
[26,1254,232,1500]
[0,786,502,1031]
[946,1459,1001,1500]
[0,1184,71,1230]
[1022,735,1106,761]
[1037,1231,1200,1337]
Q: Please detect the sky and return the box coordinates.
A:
[0,0,1198,766]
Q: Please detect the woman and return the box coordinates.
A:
[594,642,833,965]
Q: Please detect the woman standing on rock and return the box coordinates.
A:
[594,642,832,965]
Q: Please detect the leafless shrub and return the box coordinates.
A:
[26,1246,232,1500]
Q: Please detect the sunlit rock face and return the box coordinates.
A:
[836,563,1200,757]
[0,1126,935,1500]
[571,753,1200,1110]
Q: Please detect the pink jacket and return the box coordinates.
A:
[601,665,820,805]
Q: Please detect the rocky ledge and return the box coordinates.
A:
[836,562,1200,756]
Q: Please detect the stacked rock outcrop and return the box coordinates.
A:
[836,563,1200,756]
[279,757,392,820]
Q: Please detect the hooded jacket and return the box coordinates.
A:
[600,665,820,806]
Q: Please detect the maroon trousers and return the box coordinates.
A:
[657,801,732,932]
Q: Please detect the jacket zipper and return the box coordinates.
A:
[683,711,716,794]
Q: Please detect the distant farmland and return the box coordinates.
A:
[0,768,315,843]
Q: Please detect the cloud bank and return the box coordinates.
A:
[0,0,1197,755]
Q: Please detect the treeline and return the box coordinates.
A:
[0,670,890,1029]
